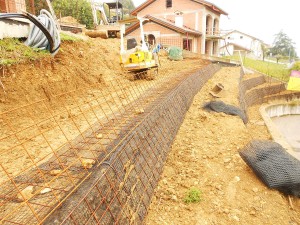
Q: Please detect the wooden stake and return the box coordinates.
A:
[288,195,294,210]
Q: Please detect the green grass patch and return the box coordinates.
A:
[184,187,202,204]
[224,55,290,82]
[0,38,49,66]
[60,32,82,42]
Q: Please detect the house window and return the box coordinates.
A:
[240,36,243,39]
[166,0,172,8]
[228,37,231,39]
[183,39,192,51]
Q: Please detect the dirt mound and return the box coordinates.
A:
[0,38,122,111]
[59,16,82,25]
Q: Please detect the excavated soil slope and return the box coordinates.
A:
[0,37,299,224]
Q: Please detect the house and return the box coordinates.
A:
[219,43,251,57]
[0,0,26,13]
[126,0,228,55]
[220,30,264,59]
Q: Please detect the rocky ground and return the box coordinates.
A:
[0,37,299,224]
[145,67,300,225]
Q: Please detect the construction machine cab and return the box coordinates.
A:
[119,17,160,80]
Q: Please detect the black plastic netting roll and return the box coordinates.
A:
[239,140,300,197]
[203,100,248,124]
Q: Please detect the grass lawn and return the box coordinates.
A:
[225,55,290,82]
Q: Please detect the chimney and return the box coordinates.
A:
[174,11,183,28]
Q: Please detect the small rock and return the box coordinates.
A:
[96,133,103,139]
[168,187,176,195]
[223,158,232,163]
[40,188,52,194]
[82,159,96,169]
[223,209,230,214]
[234,176,240,182]
[216,185,222,190]
[171,195,178,201]
[50,169,62,176]
[232,215,240,222]
[250,210,256,215]
[17,186,34,201]
[135,108,144,114]
[252,188,259,193]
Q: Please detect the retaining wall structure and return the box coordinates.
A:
[0,63,220,224]
[42,65,220,224]
[238,68,300,112]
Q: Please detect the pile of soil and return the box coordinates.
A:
[0,38,208,112]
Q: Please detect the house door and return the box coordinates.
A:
[205,40,210,55]
[183,39,192,51]
[212,41,218,55]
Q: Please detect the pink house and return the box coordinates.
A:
[126,0,228,55]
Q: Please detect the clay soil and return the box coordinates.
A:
[0,37,299,224]
[0,38,209,177]
[145,67,300,225]
[0,36,208,209]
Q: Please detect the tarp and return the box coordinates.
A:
[287,70,300,91]
[168,46,183,61]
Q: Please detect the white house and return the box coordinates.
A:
[219,30,264,59]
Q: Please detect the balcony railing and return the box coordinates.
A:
[206,28,224,39]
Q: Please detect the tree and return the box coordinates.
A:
[270,30,297,63]
[121,0,135,16]
[261,44,269,61]
[52,0,94,29]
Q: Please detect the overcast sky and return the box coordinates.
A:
[131,0,299,54]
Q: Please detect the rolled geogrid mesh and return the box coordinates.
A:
[239,140,300,197]
[203,100,248,124]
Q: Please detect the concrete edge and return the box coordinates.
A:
[259,101,299,159]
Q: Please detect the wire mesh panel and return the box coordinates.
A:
[0,64,221,224]
[43,65,220,224]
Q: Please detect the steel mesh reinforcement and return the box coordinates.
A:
[42,65,220,224]
[239,140,300,197]
[0,63,220,224]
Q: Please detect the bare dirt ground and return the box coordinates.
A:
[0,37,210,222]
[1,37,299,224]
[0,39,209,176]
[145,67,300,225]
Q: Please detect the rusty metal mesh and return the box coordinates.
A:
[0,64,220,224]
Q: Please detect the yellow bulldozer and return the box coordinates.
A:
[119,17,160,80]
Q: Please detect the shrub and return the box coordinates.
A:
[289,61,300,72]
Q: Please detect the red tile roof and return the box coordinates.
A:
[131,0,228,16]
[126,14,202,37]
